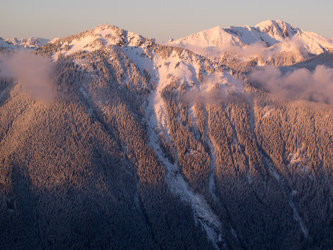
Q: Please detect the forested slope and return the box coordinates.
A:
[0,25,332,249]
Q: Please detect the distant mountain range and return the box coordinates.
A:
[0,37,49,50]
[2,20,332,61]
[7,37,50,49]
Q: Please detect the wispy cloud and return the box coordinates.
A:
[181,74,243,105]
[0,50,56,102]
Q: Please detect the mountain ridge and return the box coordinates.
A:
[7,37,50,49]
[1,20,332,66]
[164,20,333,65]
[0,37,49,50]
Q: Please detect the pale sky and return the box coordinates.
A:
[1,0,332,41]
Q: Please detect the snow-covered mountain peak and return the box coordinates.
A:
[255,20,299,40]
[172,26,234,46]
[0,37,18,50]
[162,26,243,59]
[164,20,333,65]
[199,25,224,35]
[256,20,296,31]
[46,23,155,58]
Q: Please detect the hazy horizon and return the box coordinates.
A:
[1,0,332,41]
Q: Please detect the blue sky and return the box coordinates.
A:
[1,0,332,41]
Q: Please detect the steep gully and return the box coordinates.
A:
[144,91,225,249]
[248,101,310,240]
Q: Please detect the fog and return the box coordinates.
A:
[182,74,240,105]
[250,65,333,104]
[0,50,56,102]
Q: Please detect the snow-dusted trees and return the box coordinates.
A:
[1,31,333,249]
[0,47,214,249]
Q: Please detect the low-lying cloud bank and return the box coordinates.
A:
[250,65,333,104]
[0,50,56,102]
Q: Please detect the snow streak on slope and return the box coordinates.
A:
[207,132,217,202]
[262,154,309,239]
[248,102,309,239]
[118,45,233,249]
[121,43,243,139]
[120,45,242,233]
[145,90,225,249]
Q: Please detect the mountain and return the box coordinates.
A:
[165,20,333,66]
[1,22,333,249]
[0,37,17,50]
[6,37,50,49]
[289,51,333,70]
[0,37,49,50]
[42,24,153,57]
